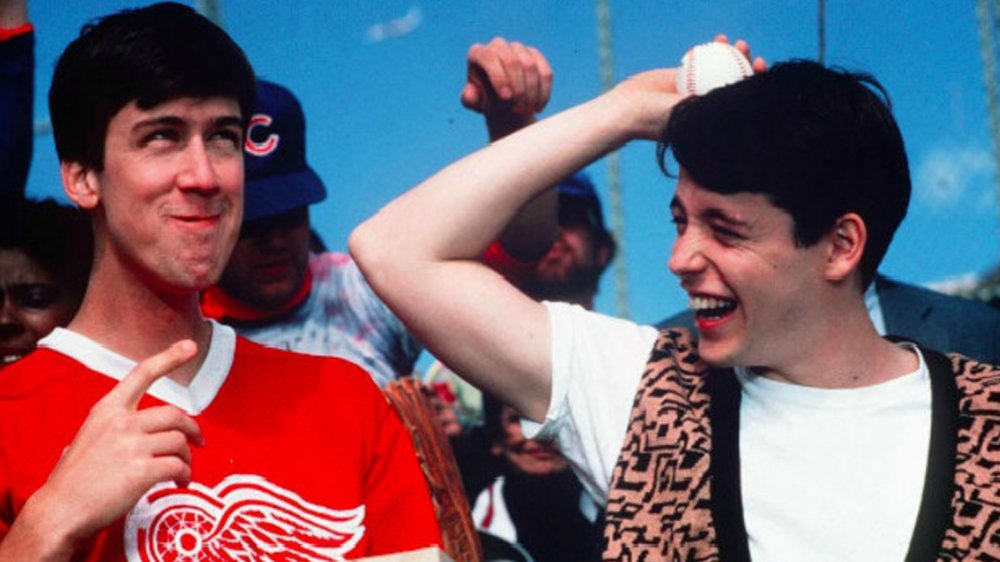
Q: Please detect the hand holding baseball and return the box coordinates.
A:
[678,35,767,96]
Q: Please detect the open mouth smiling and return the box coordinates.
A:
[690,295,738,322]
[1,350,27,366]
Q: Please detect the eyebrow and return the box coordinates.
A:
[214,115,244,129]
[132,115,186,132]
[132,114,243,132]
[702,208,751,229]
[669,196,752,228]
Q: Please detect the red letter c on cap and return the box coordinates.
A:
[245,114,279,156]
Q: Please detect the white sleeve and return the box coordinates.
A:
[522,301,658,505]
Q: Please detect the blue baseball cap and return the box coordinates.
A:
[242,80,327,222]
[557,172,606,231]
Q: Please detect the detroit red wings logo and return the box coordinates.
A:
[124,475,365,561]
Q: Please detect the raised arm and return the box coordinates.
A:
[350,69,682,421]
[462,37,558,261]
[0,0,33,197]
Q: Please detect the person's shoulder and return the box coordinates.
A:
[654,308,696,332]
[879,276,1000,324]
[940,350,1000,401]
[0,349,91,399]
[233,336,377,388]
[307,251,376,298]
[0,26,34,52]
[309,250,356,274]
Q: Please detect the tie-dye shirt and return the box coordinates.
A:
[234,252,421,387]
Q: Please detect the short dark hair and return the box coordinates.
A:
[49,2,257,170]
[0,195,92,301]
[658,60,910,287]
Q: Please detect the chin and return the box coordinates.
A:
[695,340,739,368]
[180,264,226,292]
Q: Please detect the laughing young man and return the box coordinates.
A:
[351,42,1000,561]
[0,4,439,560]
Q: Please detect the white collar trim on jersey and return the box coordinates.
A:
[37,320,236,415]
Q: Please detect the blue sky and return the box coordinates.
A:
[25,1,999,328]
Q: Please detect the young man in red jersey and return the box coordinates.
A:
[0,4,440,560]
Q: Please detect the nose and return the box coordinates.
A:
[255,225,292,253]
[176,139,219,193]
[0,293,26,342]
[667,229,708,280]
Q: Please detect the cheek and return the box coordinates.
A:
[563,230,592,254]
[220,158,244,195]
[21,307,71,338]
[221,240,256,276]
[293,226,313,255]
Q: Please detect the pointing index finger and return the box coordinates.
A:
[109,340,197,409]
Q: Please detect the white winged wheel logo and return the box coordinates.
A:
[124,475,366,561]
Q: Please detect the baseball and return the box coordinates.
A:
[678,42,753,96]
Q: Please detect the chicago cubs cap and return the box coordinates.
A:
[557,172,606,232]
[242,79,327,222]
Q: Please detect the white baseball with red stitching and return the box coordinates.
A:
[678,42,753,96]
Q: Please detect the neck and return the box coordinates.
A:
[68,257,212,386]
[752,296,918,389]
[562,292,595,310]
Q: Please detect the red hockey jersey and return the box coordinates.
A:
[0,325,441,561]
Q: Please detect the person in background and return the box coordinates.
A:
[455,172,612,562]
[0,1,92,370]
[203,52,605,393]
[201,79,421,387]
[445,38,609,562]
[464,394,602,562]
[0,4,440,559]
[0,196,91,368]
[0,0,31,196]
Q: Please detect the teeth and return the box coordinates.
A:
[689,296,736,311]
[1,354,24,365]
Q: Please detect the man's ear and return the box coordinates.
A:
[596,242,613,270]
[61,161,101,210]
[824,212,866,282]
[595,232,616,271]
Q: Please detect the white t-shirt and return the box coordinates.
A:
[532,301,931,562]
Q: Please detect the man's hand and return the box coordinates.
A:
[608,35,766,141]
[461,37,553,140]
[715,34,768,74]
[1,340,202,560]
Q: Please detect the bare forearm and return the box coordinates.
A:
[0,492,80,562]
[354,94,630,265]
[351,92,637,419]
[487,110,561,260]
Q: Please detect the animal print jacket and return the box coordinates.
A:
[603,328,1000,561]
